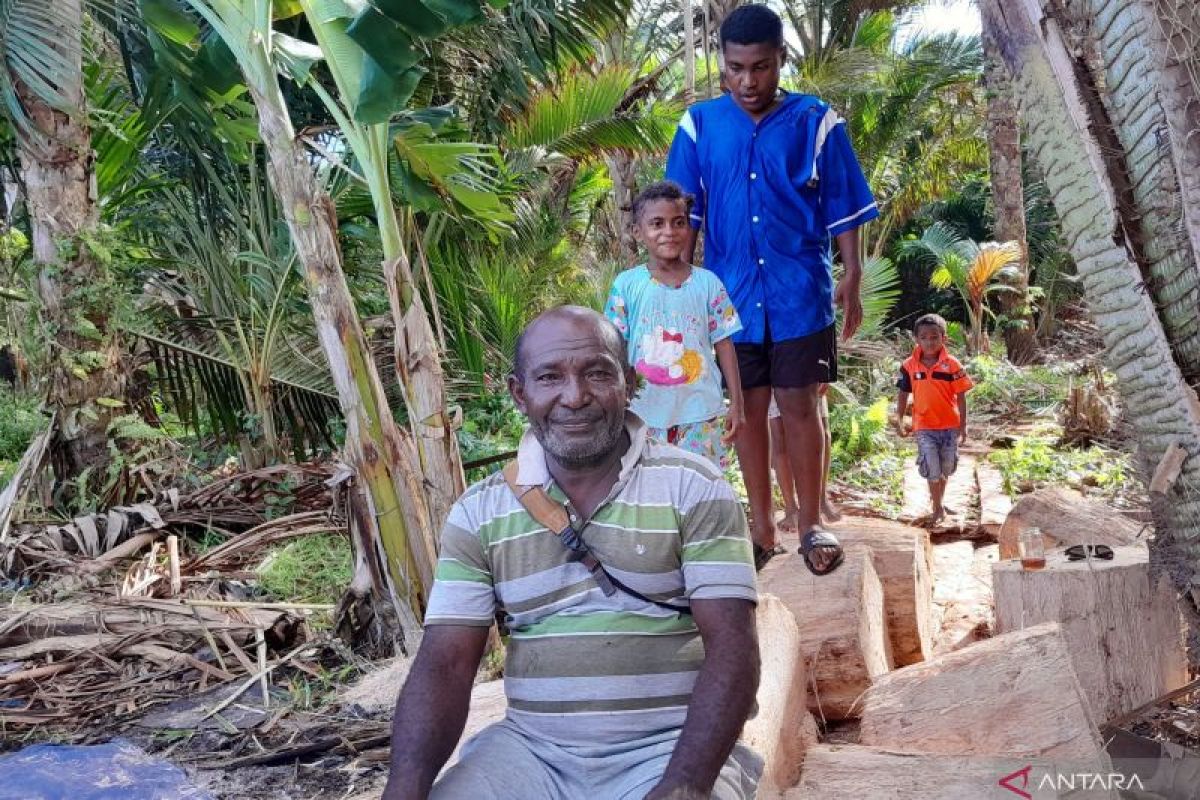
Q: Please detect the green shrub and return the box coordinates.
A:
[458,394,527,483]
[829,396,892,472]
[829,396,908,515]
[987,431,1134,498]
[0,393,44,487]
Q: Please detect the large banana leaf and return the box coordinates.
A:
[302,0,495,123]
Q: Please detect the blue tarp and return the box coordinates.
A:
[0,739,212,800]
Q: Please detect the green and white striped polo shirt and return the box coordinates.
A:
[425,414,757,745]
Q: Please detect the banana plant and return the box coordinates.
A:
[177,0,435,649]
[282,0,510,537]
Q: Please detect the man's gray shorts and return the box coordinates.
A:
[916,428,959,482]
[430,719,762,799]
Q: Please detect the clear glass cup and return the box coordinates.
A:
[1019,527,1046,570]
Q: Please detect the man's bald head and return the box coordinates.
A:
[511,306,628,381]
[508,306,635,469]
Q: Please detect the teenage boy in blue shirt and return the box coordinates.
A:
[666,4,878,574]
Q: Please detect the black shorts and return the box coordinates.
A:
[736,323,837,390]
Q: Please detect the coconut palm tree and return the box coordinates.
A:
[786,12,987,260]
[0,0,126,487]
[981,14,1037,364]
[898,222,1021,354]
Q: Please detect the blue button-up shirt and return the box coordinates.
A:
[665,92,878,344]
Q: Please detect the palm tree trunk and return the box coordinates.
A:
[18,0,123,486]
[684,0,696,100]
[1145,1,1200,268]
[982,20,1038,366]
[243,60,429,654]
[981,0,1200,662]
[606,152,639,264]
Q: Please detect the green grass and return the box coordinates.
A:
[256,533,353,606]
[284,663,360,711]
[987,428,1135,498]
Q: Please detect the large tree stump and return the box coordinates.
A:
[742,594,820,792]
[993,547,1188,722]
[831,519,934,666]
[785,745,1118,799]
[859,623,1109,766]
[998,486,1145,559]
[759,549,892,720]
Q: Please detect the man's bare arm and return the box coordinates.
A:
[645,598,759,799]
[833,228,863,342]
[382,625,491,800]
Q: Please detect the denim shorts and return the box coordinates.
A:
[916,428,959,482]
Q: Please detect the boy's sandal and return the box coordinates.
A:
[799,528,844,576]
[753,543,788,572]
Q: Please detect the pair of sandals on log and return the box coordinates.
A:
[753,528,844,575]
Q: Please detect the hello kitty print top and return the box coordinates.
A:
[604,264,741,429]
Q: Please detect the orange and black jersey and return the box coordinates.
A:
[896,346,973,431]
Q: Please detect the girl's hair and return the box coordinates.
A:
[631,180,694,222]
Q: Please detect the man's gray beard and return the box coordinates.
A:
[532,412,628,468]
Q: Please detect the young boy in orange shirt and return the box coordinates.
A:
[894,314,973,525]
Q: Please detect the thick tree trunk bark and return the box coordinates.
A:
[981,0,1200,662]
[981,21,1039,365]
[1144,0,1200,271]
[606,152,639,265]
[245,77,428,652]
[1066,0,1200,389]
[19,0,123,486]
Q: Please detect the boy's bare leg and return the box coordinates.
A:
[928,479,947,525]
[769,416,799,532]
[775,385,839,570]
[736,386,778,549]
[818,408,842,524]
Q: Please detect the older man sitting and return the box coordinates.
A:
[383,306,762,800]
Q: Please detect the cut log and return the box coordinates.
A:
[742,594,820,792]
[998,486,1145,559]
[931,541,999,654]
[785,745,1117,799]
[759,548,892,720]
[993,547,1188,723]
[976,462,1012,536]
[859,622,1109,766]
[830,518,933,666]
